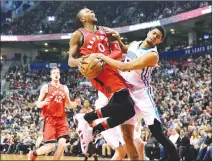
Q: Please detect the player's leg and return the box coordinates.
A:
[54,118,70,160]
[84,89,135,131]
[53,138,66,160]
[75,89,135,153]
[133,88,180,161]
[121,124,138,160]
[134,138,145,160]
[28,118,56,160]
[149,119,180,161]
[100,125,126,160]
[111,145,126,160]
[95,93,127,160]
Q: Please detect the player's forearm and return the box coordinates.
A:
[36,101,45,108]
[68,56,81,67]
[117,39,128,53]
[66,101,77,109]
[101,56,127,71]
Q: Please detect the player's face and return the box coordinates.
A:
[146,28,162,46]
[51,69,60,81]
[81,8,97,23]
[84,100,90,108]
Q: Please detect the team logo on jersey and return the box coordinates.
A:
[86,35,109,52]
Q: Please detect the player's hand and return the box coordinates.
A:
[104,28,120,40]
[154,64,160,68]
[90,53,105,59]
[42,98,50,106]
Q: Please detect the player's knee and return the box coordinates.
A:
[134,138,144,149]
[47,143,56,151]
[116,146,126,159]
[122,132,134,143]
[57,138,67,148]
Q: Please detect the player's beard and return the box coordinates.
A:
[146,39,154,47]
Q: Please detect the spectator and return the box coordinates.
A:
[196,131,212,161]
[176,130,191,160]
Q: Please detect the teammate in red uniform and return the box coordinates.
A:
[69,8,138,160]
[28,67,77,161]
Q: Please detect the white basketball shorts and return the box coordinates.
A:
[94,91,140,149]
[126,86,162,126]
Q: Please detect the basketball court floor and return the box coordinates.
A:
[1,154,109,160]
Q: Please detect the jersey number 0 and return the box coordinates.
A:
[98,43,105,52]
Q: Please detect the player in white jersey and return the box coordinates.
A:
[94,91,146,160]
[92,26,180,161]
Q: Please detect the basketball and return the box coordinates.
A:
[79,55,104,78]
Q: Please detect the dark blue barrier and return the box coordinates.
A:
[30,44,211,69]
[160,44,212,58]
[30,62,70,70]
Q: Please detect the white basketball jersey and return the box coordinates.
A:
[120,41,158,88]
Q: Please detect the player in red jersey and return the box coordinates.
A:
[28,67,77,161]
[69,8,139,160]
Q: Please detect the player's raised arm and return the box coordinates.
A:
[63,85,77,109]
[68,30,82,67]
[36,84,50,108]
[104,28,129,53]
[97,51,159,72]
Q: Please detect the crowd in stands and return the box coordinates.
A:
[0,50,212,161]
[1,1,210,35]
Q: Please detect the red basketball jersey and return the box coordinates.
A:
[78,26,111,56]
[42,83,66,118]
[78,26,127,99]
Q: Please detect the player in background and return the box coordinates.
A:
[79,100,98,161]
[69,8,139,160]
[93,26,180,161]
[28,67,77,161]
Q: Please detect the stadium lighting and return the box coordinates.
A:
[44,43,48,46]
[45,49,48,52]
[39,30,43,33]
[121,37,124,40]
[0,56,2,60]
[48,16,55,21]
[53,47,56,50]
[170,29,175,34]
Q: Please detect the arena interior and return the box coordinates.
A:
[0,1,212,161]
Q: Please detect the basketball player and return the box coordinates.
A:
[92,26,180,161]
[79,100,98,161]
[69,8,138,160]
[79,100,93,114]
[28,67,77,161]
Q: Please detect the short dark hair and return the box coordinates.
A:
[76,7,87,24]
[76,10,82,24]
[152,25,166,41]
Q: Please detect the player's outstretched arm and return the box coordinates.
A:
[103,27,129,53]
[36,84,50,108]
[97,51,159,72]
[64,85,77,109]
[68,30,82,67]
